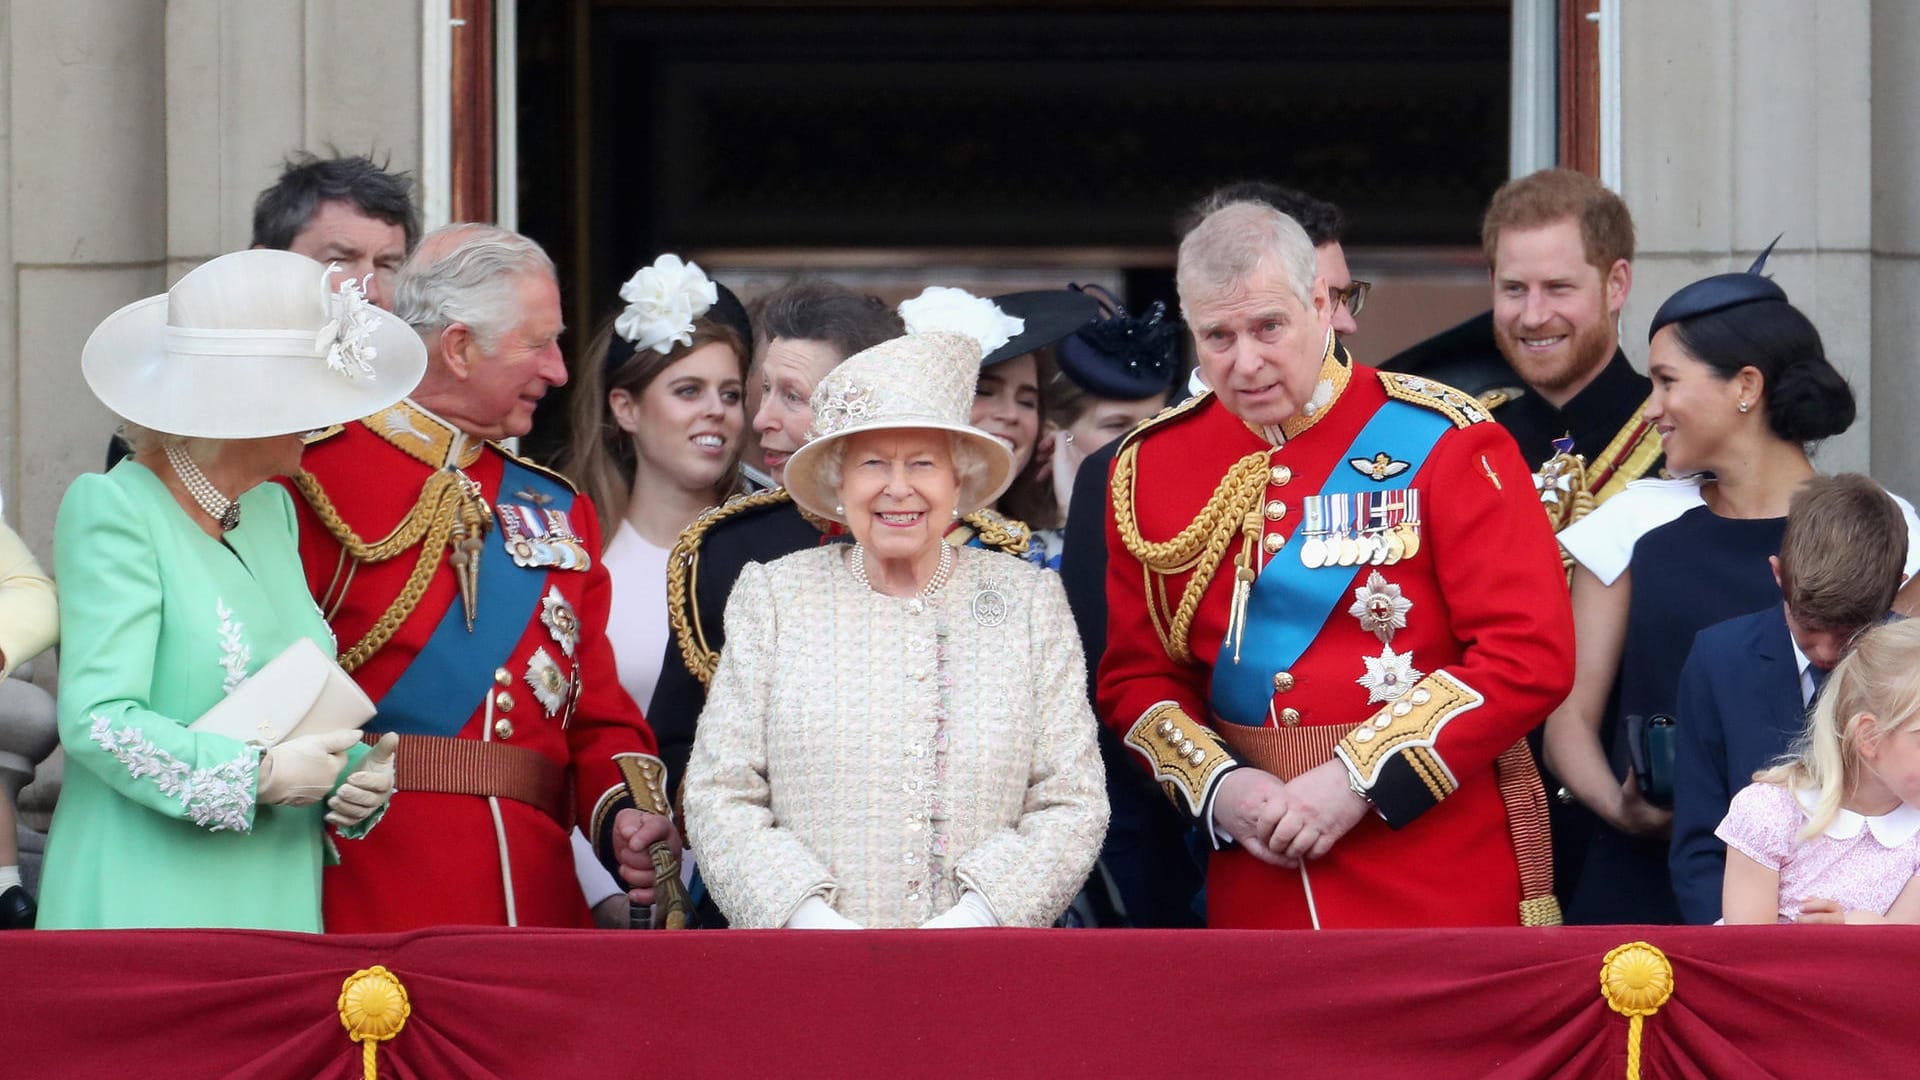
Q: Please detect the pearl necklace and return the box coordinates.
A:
[165,443,241,531]
[849,541,954,604]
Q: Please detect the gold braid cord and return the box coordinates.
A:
[960,507,1031,555]
[293,468,472,672]
[665,488,796,688]
[1110,441,1270,664]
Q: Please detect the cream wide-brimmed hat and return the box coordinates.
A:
[81,249,426,439]
[784,329,1018,525]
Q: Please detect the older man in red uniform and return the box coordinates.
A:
[1100,201,1574,928]
[289,223,680,931]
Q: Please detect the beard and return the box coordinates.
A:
[1494,315,1616,401]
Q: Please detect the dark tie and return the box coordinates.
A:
[1809,664,1831,701]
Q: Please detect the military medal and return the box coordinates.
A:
[1300,497,1328,569]
[540,586,580,657]
[1399,490,1422,560]
[1382,498,1406,564]
[524,646,570,717]
[497,500,594,572]
[1348,570,1411,643]
[1356,644,1423,704]
[1335,497,1361,567]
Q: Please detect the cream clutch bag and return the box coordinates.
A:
[189,637,375,748]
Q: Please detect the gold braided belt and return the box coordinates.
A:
[1110,443,1270,665]
[295,468,493,672]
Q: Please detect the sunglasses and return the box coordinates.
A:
[1328,279,1372,318]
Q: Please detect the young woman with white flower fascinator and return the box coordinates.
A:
[40,249,424,930]
[559,253,753,724]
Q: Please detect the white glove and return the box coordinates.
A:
[257,729,361,806]
[920,891,998,930]
[785,895,861,930]
[325,732,398,829]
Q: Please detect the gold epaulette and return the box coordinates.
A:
[958,507,1031,555]
[1379,371,1492,428]
[1114,388,1215,458]
[666,488,797,688]
[490,442,583,494]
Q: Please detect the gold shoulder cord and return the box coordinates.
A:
[292,468,475,672]
[1110,440,1269,664]
[665,488,795,688]
[961,507,1031,554]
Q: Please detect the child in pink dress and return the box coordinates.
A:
[1718,618,1920,924]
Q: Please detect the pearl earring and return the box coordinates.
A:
[952,508,961,520]
[834,503,844,515]
[1738,401,1751,414]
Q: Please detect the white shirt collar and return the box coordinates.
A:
[1794,785,1920,847]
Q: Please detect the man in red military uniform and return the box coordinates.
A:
[289,223,681,931]
[1100,200,1575,928]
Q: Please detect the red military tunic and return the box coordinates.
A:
[1098,345,1574,928]
[288,400,668,931]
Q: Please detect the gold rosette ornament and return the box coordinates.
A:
[1600,941,1674,1080]
[339,965,411,1079]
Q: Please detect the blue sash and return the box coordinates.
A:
[374,459,571,736]
[1210,400,1449,727]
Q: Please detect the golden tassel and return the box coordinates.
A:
[1599,941,1674,1080]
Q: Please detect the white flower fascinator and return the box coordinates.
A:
[315,263,382,380]
[896,286,1024,359]
[615,253,718,355]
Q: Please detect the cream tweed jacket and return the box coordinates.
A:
[683,544,1109,928]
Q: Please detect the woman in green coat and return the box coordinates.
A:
[38,249,425,930]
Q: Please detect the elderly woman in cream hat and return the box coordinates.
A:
[37,249,424,931]
[683,296,1109,930]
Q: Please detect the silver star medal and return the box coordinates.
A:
[1356,645,1423,705]
[1348,571,1411,643]
[972,578,1007,627]
[525,646,570,716]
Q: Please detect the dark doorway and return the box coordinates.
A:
[514,1,1510,458]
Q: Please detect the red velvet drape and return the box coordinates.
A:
[8,925,1907,1078]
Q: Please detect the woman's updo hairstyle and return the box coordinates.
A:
[1667,299,1854,445]
[1649,240,1853,447]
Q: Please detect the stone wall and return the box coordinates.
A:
[0,0,423,563]
[1621,0,1916,493]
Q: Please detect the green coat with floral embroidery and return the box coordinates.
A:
[39,461,369,930]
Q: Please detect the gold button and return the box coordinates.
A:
[493,718,514,739]
[1279,707,1301,725]
[1272,671,1295,693]
[1263,532,1285,554]
[1270,465,1292,486]
[493,667,512,688]
[1264,500,1287,521]
[495,690,514,712]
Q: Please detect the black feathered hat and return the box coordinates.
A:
[1053,284,1183,400]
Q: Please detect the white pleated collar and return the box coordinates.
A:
[1794,785,1920,847]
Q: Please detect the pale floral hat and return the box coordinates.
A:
[784,288,1020,524]
[82,249,425,439]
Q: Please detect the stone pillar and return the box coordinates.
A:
[1620,0,1885,479]
[1870,0,1920,501]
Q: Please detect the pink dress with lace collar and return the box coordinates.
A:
[1716,781,1920,923]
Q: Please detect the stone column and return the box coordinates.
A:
[1620,0,1884,479]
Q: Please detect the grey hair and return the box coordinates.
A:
[392,223,555,353]
[1176,201,1320,315]
[820,430,993,511]
[116,422,221,465]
